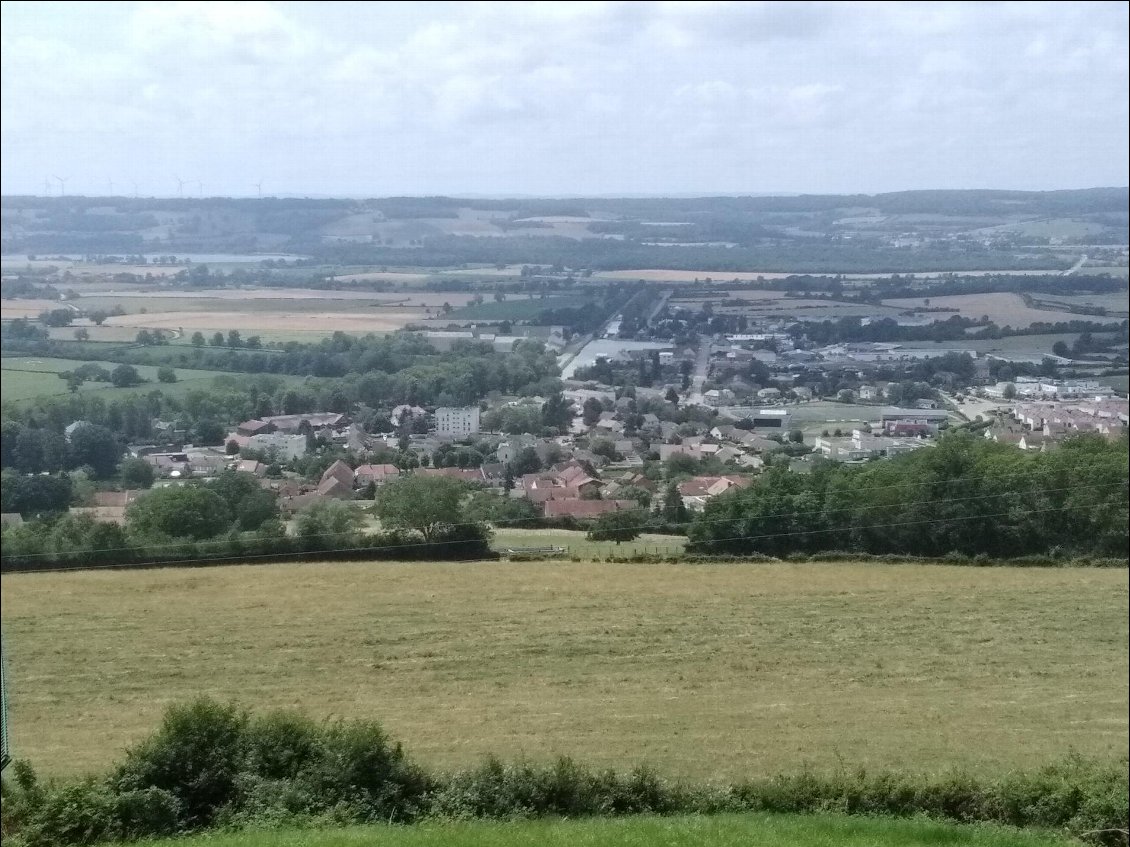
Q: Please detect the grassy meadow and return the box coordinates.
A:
[1,561,1125,780]
[115,814,1077,847]
[0,356,249,402]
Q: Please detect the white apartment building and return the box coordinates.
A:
[435,406,481,437]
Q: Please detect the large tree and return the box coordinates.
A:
[127,486,230,541]
[586,509,643,544]
[206,470,279,531]
[69,423,123,479]
[374,476,466,541]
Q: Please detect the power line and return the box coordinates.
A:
[3,480,1125,571]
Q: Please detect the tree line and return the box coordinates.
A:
[687,432,1128,558]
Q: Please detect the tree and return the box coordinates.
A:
[157,366,177,383]
[660,480,688,524]
[507,446,542,476]
[589,438,620,462]
[0,471,73,516]
[541,393,574,432]
[665,387,680,404]
[194,419,226,446]
[191,331,206,347]
[586,509,642,544]
[375,476,465,541]
[119,456,156,489]
[69,423,123,479]
[788,429,804,444]
[295,500,364,546]
[73,327,90,341]
[227,330,242,348]
[1002,383,1017,400]
[207,470,279,531]
[39,308,74,327]
[127,486,230,540]
[111,364,143,387]
[1051,340,1070,358]
[582,397,603,427]
[210,332,225,347]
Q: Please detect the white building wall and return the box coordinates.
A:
[435,406,481,437]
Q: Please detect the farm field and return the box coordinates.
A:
[596,269,1069,283]
[104,814,1076,847]
[492,527,687,558]
[1032,292,1129,315]
[0,356,245,402]
[2,561,1125,780]
[882,292,1124,327]
[448,295,591,320]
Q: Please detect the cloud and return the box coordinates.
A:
[1,0,1126,195]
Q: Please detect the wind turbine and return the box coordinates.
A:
[132,181,139,199]
[107,179,115,196]
[53,175,69,196]
[43,177,52,196]
[174,175,185,197]
[253,180,263,198]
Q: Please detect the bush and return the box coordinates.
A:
[112,698,249,828]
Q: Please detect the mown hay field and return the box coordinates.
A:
[1,561,1125,780]
[102,813,1077,847]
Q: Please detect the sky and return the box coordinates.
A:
[1,0,1127,198]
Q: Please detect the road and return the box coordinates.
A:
[684,337,712,405]
[1062,254,1088,276]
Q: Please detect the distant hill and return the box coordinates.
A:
[2,189,1125,273]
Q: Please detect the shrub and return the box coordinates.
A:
[112,698,249,827]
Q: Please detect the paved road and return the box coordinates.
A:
[684,338,712,405]
[1062,254,1088,276]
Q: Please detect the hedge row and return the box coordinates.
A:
[1,699,1126,846]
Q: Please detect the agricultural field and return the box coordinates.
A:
[0,355,292,402]
[2,561,1125,780]
[448,295,591,321]
[102,814,1077,847]
[1031,292,1129,316]
[492,527,687,558]
[882,292,1124,327]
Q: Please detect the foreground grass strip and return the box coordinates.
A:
[121,814,1075,847]
[3,561,1126,778]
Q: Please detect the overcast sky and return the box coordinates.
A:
[1,1,1127,198]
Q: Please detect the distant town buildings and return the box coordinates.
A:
[435,406,481,437]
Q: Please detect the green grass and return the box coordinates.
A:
[492,526,687,558]
[116,814,1075,847]
[2,561,1125,780]
[0,356,242,402]
[448,296,591,320]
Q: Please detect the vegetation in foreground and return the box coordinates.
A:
[1,699,1123,847]
[2,562,1125,780]
[108,813,1079,847]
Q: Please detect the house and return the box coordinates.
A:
[235,459,268,476]
[354,463,400,487]
[677,475,753,511]
[543,499,637,519]
[320,460,355,489]
[242,432,308,461]
[237,419,275,437]
[315,475,353,499]
[1,513,25,528]
[145,451,192,478]
[418,467,486,483]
